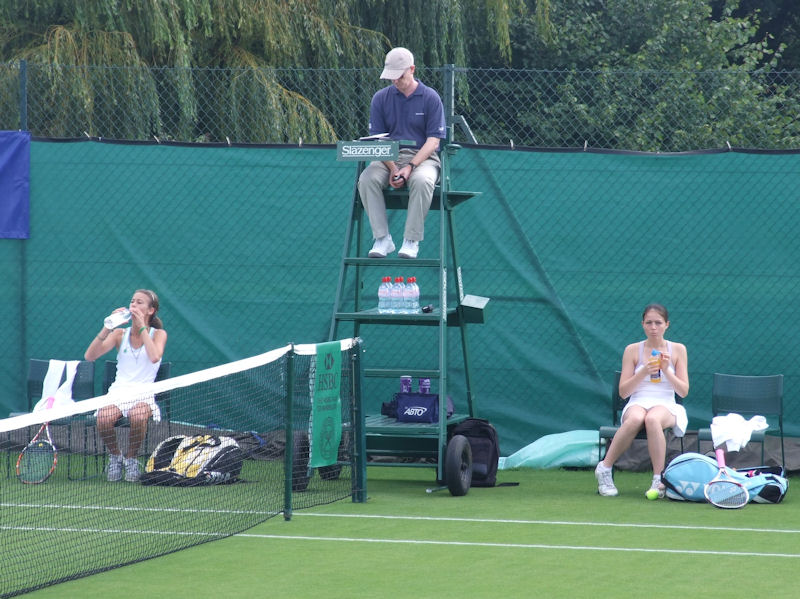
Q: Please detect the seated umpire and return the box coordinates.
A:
[358,47,446,260]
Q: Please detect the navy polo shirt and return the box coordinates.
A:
[368,80,446,149]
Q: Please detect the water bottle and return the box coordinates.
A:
[400,375,412,394]
[407,276,420,313]
[104,308,131,329]
[391,276,406,314]
[378,276,392,313]
[649,349,662,383]
[402,276,414,313]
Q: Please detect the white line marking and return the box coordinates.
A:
[0,502,278,516]
[236,533,800,558]
[294,512,800,535]
[1,525,224,537]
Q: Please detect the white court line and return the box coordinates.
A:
[0,502,278,516]
[293,512,800,535]
[236,533,800,559]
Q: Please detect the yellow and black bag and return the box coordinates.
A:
[141,434,244,486]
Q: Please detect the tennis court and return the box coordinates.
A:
[18,466,799,599]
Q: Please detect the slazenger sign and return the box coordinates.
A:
[337,140,399,161]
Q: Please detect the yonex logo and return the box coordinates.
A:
[675,479,702,496]
[403,406,428,416]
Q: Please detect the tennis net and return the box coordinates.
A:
[0,338,363,598]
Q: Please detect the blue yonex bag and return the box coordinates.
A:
[662,452,788,504]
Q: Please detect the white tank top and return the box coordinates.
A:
[630,340,676,403]
[110,327,161,389]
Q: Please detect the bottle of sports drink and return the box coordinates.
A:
[649,350,662,383]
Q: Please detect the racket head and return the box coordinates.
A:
[704,478,749,509]
[16,438,58,484]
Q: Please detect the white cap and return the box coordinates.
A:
[380,47,414,80]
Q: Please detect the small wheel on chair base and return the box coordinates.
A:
[445,434,472,496]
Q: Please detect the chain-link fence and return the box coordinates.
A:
[2,62,800,151]
[2,139,800,464]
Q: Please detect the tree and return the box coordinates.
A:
[0,0,527,141]
[492,0,800,150]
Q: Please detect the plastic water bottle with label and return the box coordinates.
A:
[406,276,420,313]
[378,276,392,313]
[391,276,406,314]
[104,308,131,329]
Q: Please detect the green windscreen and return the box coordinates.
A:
[1,140,797,454]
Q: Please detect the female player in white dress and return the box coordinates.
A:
[595,303,689,498]
[85,289,167,482]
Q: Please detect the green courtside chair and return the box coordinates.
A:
[697,373,784,470]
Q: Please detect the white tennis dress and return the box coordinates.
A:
[621,340,687,437]
[106,327,162,421]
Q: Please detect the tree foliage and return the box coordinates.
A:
[1,0,798,149]
[499,0,800,150]
[0,0,530,141]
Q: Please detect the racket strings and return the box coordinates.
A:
[705,479,748,508]
[18,442,57,483]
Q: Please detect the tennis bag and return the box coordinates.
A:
[662,452,788,504]
[450,418,500,487]
[141,434,244,486]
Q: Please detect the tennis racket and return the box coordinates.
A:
[16,397,58,484]
[703,447,748,509]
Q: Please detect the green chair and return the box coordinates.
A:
[23,359,96,480]
[598,371,684,461]
[697,373,784,470]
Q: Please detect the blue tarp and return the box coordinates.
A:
[0,130,30,239]
[499,430,600,470]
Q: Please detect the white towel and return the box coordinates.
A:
[710,413,768,452]
[33,360,80,412]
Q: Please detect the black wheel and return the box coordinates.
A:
[445,434,472,496]
[318,464,342,480]
[292,431,310,492]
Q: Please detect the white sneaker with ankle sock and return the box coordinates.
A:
[595,462,618,496]
[398,238,419,259]
[124,457,141,482]
[107,453,123,482]
[368,235,395,258]
[648,475,665,499]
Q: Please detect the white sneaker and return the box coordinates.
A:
[124,457,141,482]
[107,453,123,482]
[595,462,618,496]
[648,476,666,499]
[398,239,419,259]
[368,235,395,258]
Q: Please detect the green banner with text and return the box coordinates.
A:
[310,341,342,468]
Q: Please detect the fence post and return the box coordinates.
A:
[18,59,28,131]
[443,64,455,141]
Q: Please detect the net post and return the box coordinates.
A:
[351,338,367,502]
[283,343,296,520]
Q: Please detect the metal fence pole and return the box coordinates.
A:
[443,64,455,141]
[18,59,27,131]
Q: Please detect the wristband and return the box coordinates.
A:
[139,326,147,334]
[409,163,417,171]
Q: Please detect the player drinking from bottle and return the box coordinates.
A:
[595,303,689,498]
[85,289,167,482]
